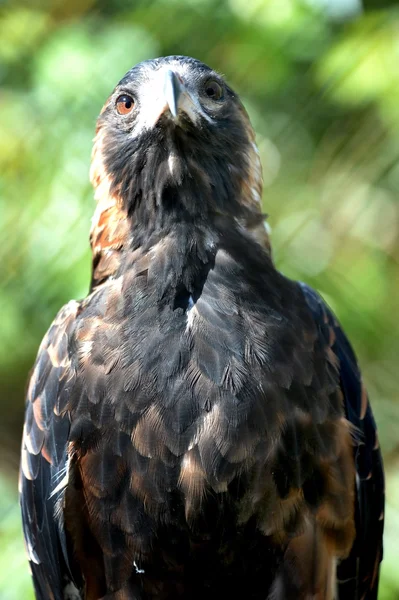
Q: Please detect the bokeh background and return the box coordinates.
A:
[1,0,398,597]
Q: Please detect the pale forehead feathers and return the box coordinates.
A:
[116,59,218,134]
[118,56,216,87]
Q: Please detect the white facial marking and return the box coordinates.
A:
[130,62,214,136]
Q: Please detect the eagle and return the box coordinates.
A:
[20,55,384,600]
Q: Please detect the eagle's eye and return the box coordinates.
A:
[116,94,135,115]
[204,80,224,101]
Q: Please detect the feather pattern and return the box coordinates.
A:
[20,55,383,600]
[299,283,384,600]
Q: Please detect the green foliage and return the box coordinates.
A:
[0,0,398,597]
[0,476,34,600]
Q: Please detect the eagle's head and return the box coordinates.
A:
[91,56,264,237]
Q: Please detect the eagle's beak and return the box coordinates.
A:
[163,70,182,119]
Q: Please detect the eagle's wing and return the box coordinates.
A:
[299,283,384,600]
[20,301,80,600]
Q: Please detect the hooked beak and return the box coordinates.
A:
[163,69,183,119]
[129,67,206,132]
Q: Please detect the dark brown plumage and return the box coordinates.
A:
[20,56,384,600]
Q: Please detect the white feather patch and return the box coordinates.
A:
[134,560,145,574]
[49,457,70,500]
[63,582,81,600]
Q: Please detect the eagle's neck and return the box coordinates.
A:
[89,126,271,290]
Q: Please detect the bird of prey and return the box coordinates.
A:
[20,56,384,600]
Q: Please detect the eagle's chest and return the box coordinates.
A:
[78,279,269,455]
[66,244,353,598]
[73,264,289,517]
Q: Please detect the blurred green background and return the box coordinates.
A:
[0,0,398,598]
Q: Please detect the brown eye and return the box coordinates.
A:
[116,94,135,115]
[204,80,223,101]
